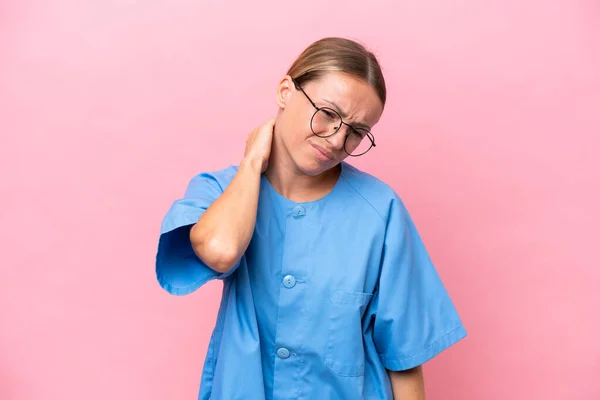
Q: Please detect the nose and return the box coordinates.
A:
[327,125,349,150]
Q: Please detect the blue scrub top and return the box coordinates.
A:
[156,161,467,399]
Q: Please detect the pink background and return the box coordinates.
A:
[1,0,599,399]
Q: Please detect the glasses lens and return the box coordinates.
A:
[345,128,373,156]
[311,108,342,137]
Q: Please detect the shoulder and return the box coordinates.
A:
[190,165,239,186]
[340,162,406,222]
[184,165,239,196]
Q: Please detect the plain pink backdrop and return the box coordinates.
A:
[1,0,599,399]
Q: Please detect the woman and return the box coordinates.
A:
[156,37,466,399]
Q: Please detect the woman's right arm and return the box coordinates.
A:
[189,119,275,274]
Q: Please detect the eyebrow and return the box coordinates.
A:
[323,99,371,130]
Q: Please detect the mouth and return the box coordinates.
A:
[310,143,334,161]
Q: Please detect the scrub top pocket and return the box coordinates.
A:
[324,290,373,377]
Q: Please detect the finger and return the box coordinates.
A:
[263,118,276,128]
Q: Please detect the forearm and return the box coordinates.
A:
[190,157,262,273]
[388,366,425,400]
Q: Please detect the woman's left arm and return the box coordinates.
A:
[388,365,425,399]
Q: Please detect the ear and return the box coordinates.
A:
[275,75,294,109]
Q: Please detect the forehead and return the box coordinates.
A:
[305,72,383,127]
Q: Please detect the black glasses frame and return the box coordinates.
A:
[292,78,376,157]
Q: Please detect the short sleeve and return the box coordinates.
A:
[155,167,239,296]
[372,194,467,370]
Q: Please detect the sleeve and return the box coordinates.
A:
[371,194,467,370]
[155,169,240,296]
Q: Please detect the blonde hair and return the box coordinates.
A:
[286,37,387,109]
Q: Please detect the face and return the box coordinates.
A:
[275,71,384,176]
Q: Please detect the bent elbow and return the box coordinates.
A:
[205,249,239,274]
[191,230,239,274]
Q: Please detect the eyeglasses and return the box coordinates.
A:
[292,78,376,157]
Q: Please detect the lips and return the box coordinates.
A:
[310,143,334,160]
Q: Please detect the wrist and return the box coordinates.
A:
[240,156,263,175]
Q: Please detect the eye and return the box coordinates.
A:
[323,110,337,119]
[351,128,366,138]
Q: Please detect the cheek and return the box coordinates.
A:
[286,130,313,157]
[287,106,313,135]
[278,109,315,151]
[282,122,312,145]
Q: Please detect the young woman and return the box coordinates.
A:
[156,37,466,399]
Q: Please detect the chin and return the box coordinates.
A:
[294,155,338,176]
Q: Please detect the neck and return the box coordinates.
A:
[263,135,341,203]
